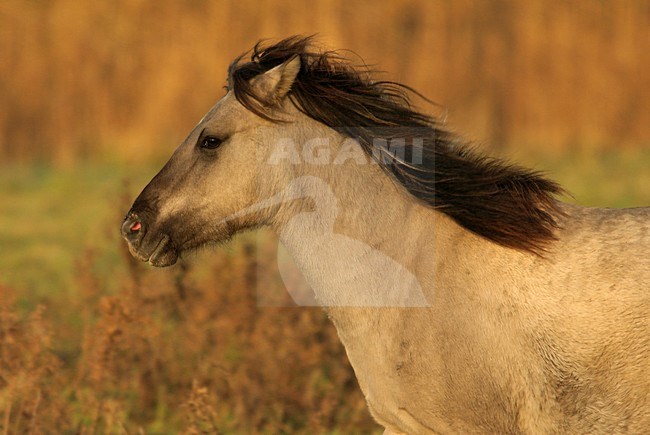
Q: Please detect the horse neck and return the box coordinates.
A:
[268,130,455,308]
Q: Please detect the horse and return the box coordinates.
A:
[121,36,649,434]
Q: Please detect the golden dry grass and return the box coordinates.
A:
[0,0,648,165]
[1,228,379,433]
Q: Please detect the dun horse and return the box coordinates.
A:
[122,37,649,434]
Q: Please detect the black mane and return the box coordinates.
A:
[229,36,564,253]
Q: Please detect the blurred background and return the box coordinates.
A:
[1,1,648,433]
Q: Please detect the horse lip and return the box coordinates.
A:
[147,234,178,267]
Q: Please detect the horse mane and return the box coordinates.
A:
[228,36,564,254]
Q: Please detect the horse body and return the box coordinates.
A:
[122,37,649,433]
[271,130,650,433]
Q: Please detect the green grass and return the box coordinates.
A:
[0,149,649,308]
[0,161,161,307]
[514,147,650,208]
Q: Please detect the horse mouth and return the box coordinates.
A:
[148,235,179,267]
[127,234,179,267]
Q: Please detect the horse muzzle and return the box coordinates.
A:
[121,211,179,267]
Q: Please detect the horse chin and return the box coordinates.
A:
[146,235,178,267]
[127,233,179,267]
[148,247,178,267]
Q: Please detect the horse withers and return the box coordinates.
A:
[122,36,649,434]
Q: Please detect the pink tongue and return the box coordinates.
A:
[130,221,142,232]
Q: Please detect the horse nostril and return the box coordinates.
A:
[130,221,142,233]
[122,214,145,241]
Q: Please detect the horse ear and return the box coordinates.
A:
[251,55,301,104]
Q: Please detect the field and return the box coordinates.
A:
[0,158,379,433]
[1,0,649,433]
[2,1,649,162]
[1,148,649,433]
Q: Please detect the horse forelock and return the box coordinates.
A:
[228,35,565,254]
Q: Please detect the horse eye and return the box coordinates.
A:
[200,136,223,150]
